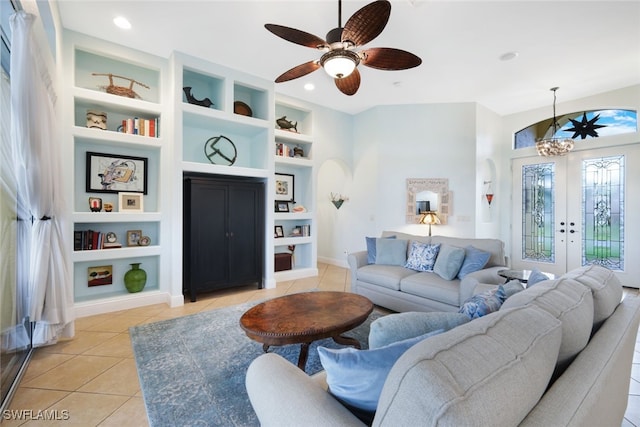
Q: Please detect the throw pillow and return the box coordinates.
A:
[318,329,444,413]
[458,286,506,319]
[375,239,408,266]
[404,241,441,272]
[433,244,466,280]
[527,268,549,286]
[457,245,491,279]
[502,279,525,299]
[366,235,396,264]
[369,311,470,349]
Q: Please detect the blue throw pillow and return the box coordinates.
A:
[366,235,396,264]
[404,241,441,272]
[457,245,491,279]
[527,268,549,286]
[374,239,407,266]
[458,286,506,319]
[433,244,466,280]
[318,329,444,413]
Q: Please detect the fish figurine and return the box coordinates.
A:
[276,116,298,132]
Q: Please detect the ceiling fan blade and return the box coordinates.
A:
[275,61,321,83]
[265,24,327,49]
[342,0,391,47]
[361,47,422,70]
[335,68,361,96]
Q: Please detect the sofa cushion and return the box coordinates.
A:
[399,272,460,306]
[433,244,465,280]
[404,241,441,272]
[458,286,506,319]
[369,312,470,349]
[457,246,491,279]
[318,329,444,414]
[374,305,563,426]
[356,264,416,291]
[500,278,594,370]
[560,264,622,329]
[375,239,408,266]
[366,235,396,264]
[431,236,505,268]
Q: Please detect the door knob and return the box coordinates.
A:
[559,229,565,233]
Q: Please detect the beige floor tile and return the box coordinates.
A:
[20,392,129,427]
[38,331,118,355]
[21,352,75,383]
[97,397,149,427]
[2,388,70,427]
[21,355,121,392]
[82,333,134,358]
[73,313,116,331]
[86,315,151,333]
[78,359,140,396]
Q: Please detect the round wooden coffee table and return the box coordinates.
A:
[239,291,374,371]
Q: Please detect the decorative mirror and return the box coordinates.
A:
[406,178,450,224]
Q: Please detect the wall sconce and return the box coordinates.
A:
[483,180,494,206]
[330,193,348,209]
[419,211,441,236]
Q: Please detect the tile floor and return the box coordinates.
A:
[3,264,640,426]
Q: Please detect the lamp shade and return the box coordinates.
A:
[419,211,441,225]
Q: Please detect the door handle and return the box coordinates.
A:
[569,230,576,234]
[559,229,565,233]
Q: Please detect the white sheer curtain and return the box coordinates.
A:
[10,11,74,347]
[1,64,30,352]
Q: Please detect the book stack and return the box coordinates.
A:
[120,117,159,137]
[74,230,122,250]
[275,143,297,157]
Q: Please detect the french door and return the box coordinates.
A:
[511,144,640,288]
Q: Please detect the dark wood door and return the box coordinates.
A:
[183,174,264,302]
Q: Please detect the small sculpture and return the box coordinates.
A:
[92,73,149,99]
[276,116,298,132]
[183,87,214,108]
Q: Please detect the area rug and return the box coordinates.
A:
[130,299,384,427]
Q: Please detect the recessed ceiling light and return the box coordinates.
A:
[113,16,131,30]
[499,51,519,61]
[304,83,315,91]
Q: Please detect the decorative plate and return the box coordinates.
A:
[138,236,151,246]
[234,101,252,117]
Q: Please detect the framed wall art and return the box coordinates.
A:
[126,229,142,246]
[86,151,148,194]
[275,173,295,202]
[119,192,144,213]
[87,265,113,287]
[275,200,289,213]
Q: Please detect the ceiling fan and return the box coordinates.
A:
[265,0,422,96]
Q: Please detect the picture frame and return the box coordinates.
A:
[86,151,148,194]
[275,173,295,202]
[119,192,144,213]
[87,265,113,287]
[126,229,142,246]
[275,200,289,213]
[274,225,284,238]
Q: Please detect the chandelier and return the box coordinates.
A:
[536,87,574,156]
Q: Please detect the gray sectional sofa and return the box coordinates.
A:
[348,231,508,313]
[246,264,640,426]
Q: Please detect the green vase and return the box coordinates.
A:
[124,263,147,293]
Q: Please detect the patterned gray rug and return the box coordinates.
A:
[130,298,384,426]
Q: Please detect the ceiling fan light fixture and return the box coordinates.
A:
[320,50,359,79]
